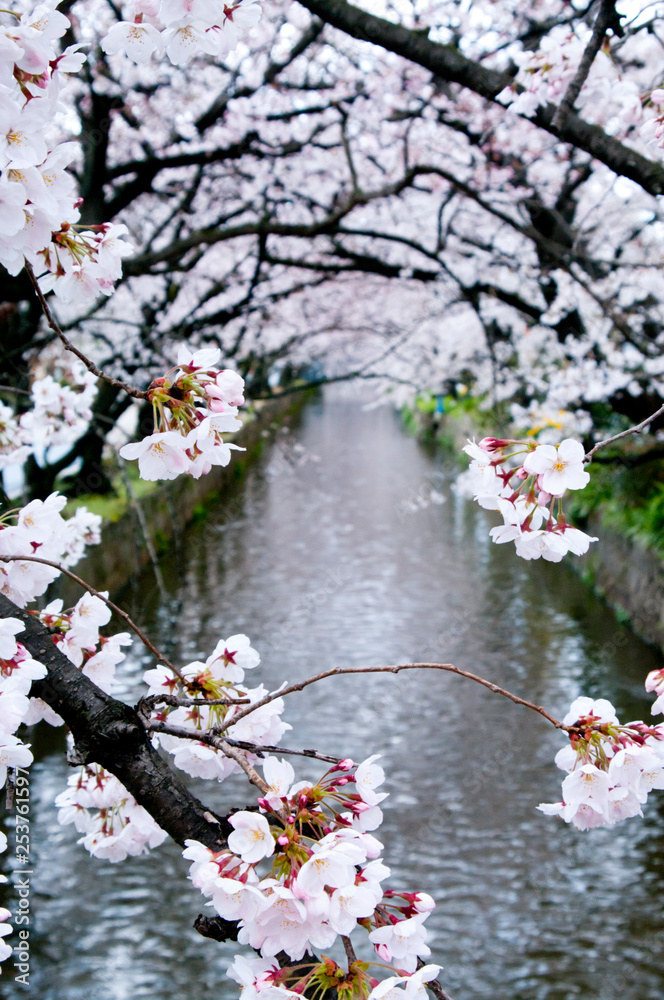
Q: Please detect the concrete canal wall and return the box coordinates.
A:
[56,393,309,603]
[579,516,664,654]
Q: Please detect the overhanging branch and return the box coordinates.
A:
[0,593,230,850]
[295,0,664,196]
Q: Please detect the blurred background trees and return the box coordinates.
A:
[4,0,664,495]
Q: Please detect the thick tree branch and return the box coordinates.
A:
[0,593,230,849]
[294,0,664,195]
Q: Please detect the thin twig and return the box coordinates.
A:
[0,385,31,396]
[417,959,454,1000]
[218,738,271,794]
[585,401,664,461]
[146,719,341,764]
[23,259,148,400]
[551,0,618,131]
[0,553,184,680]
[139,693,251,716]
[145,718,270,794]
[214,663,565,736]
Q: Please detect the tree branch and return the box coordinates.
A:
[585,401,664,460]
[294,0,664,196]
[23,260,148,400]
[0,554,184,680]
[551,0,619,131]
[145,719,343,764]
[0,592,230,849]
[215,662,565,735]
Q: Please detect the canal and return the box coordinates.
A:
[11,393,664,999]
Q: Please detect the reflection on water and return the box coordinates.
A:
[5,396,664,999]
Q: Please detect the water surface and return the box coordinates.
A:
[5,395,664,1000]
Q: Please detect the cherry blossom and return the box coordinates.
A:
[522,440,590,497]
[56,764,168,860]
[462,436,597,561]
[539,695,664,830]
[0,617,24,659]
[227,812,275,864]
[99,0,262,66]
[368,965,442,1000]
[119,348,245,481]
[369,913,432,973]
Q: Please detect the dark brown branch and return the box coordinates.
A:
[146,719,343,764]
[295,0,664,196]
[0,592,230,849]
[551,0,619,130]
[124,168,442,273]
[217,663,565,735]
[585,402,664,460]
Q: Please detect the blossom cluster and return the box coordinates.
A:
[5,587,163,864]
[539,697,664,830]
[22,359,97,449]
[0,401,31,470]
[0,2,132,300]
[461,436,597,561]
[119,345,246,481]
[0,617,43,783]
[142,632,290,779]
[140,635,440,994]
[1,579,161,866]
[227,954,441,1000]
[184,754,437,996]
[55,762,168,861]
[1,360,98,468]
[37,594,131,696]
[0,492,101,606]
[100,0,262,67]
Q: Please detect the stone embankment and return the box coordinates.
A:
[57,394,308,603]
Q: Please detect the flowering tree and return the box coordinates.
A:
[7,0,664,496]
[4,0,664,996]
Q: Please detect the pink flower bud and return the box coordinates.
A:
[277,835,289,846]
[479,437,509,452]
[537,490,552,505]
[337,758,355,771]
[515,466,528,480]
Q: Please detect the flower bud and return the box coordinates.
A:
[479,437,509,452]
[336,758,355,771]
